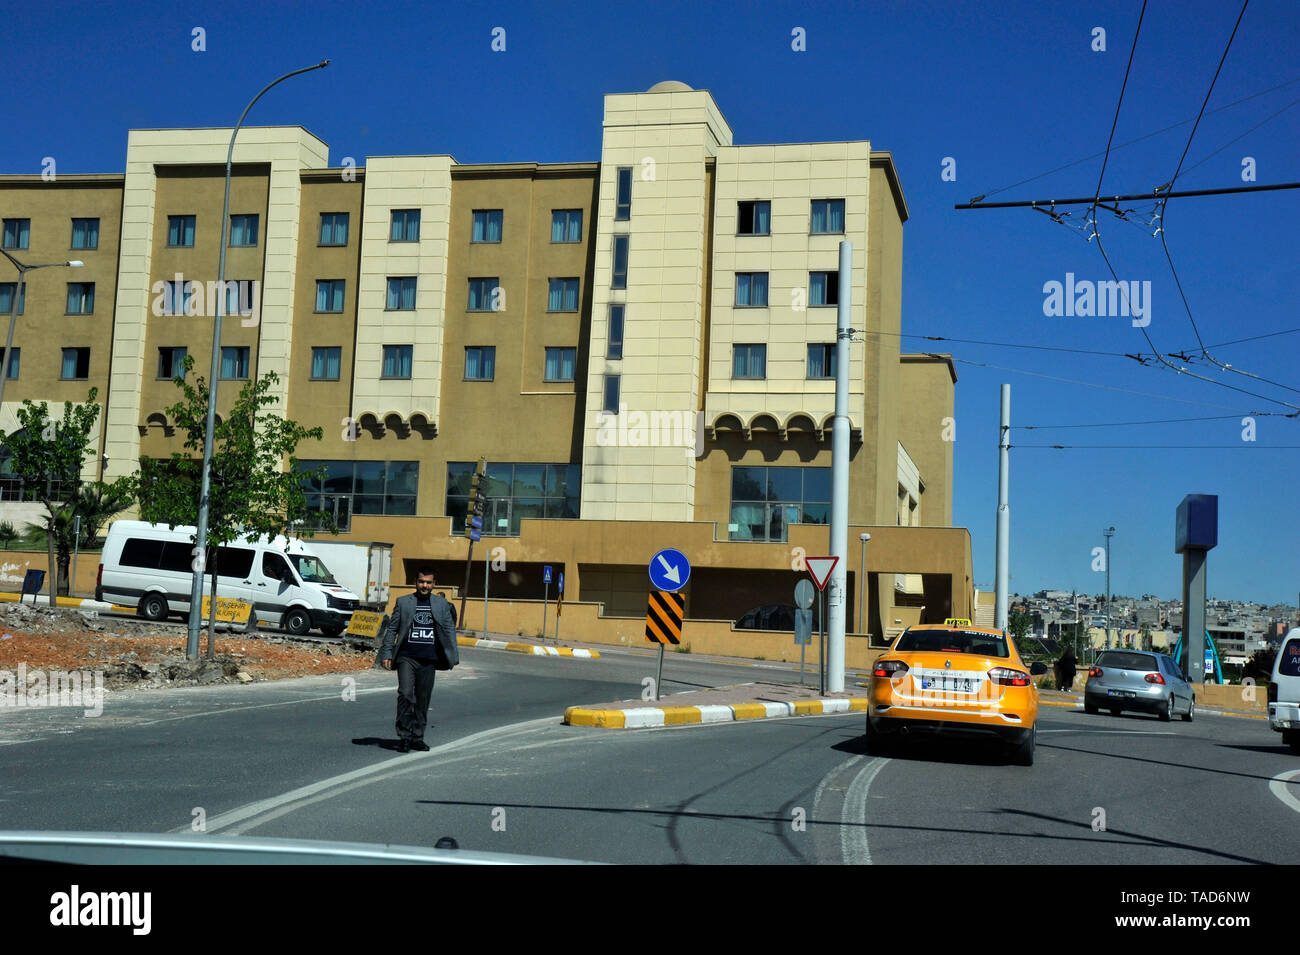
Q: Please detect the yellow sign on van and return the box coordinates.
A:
[201,596,252,625]
[944,617,974,627]
[347,611,385,638]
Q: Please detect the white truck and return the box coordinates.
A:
[297,540,393,612]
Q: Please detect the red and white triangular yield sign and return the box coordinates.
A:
[805,555,839,591]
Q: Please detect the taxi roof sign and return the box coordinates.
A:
[944,617,973,627]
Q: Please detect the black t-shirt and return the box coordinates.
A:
[400,595,442,661]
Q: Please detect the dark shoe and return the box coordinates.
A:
[396,739,411,753]
[410,740,430,752]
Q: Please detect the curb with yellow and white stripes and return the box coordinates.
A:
[565,696,868,729]
[457,636,599,659]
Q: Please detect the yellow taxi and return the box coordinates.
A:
[865,619,1047,765]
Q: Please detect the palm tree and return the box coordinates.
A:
[74,480,133,546]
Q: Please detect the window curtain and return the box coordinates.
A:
[753,203,770,234]
[383,347,411,378]
[61,350,77,378]
[312,349,340,379]
[548,281,563,312]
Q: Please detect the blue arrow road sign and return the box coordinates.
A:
[543,565,552,584]
[649,548,690,592]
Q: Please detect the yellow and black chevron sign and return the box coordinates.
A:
[645,590,684,645]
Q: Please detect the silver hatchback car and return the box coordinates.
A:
[1084,650,1195,721]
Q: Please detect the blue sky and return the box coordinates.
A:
[6,0,1299,605]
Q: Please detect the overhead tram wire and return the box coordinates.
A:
[964,72,1300,205]
[1017,413,1286,430]
[1012,444,1300,450]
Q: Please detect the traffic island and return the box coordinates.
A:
[564,681,868,729]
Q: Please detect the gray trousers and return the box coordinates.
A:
[395,654,438,741]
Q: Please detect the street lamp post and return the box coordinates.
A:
[1103,525,1116,651]
[185,60,329,660]
[0,250,84,412]
[0,250,85,607]
[858,532,870,634]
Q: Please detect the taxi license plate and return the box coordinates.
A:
[920,675,975,693]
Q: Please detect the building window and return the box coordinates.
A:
[607,304,624,360]
[5,348,18,379]
[390,209,420,242]
[811,199,845,234]
[551,209,582,243]
[0,283,25,315]
[157,346,187,379]
[223,280,256,319]
[386,277,416,311]
[735,272,769,307]
[544,347,576,382]
[615,167,632,220]
[807,344,836,379]
[70,218,99,250]
[471,209,503,243]
[298,460,419,521]
[729,466,831,542]
[733,344,766,379]
[220,346,250,379]
[316,279,345,313]
[2,219,30,250]
[60,347,90,380]
[167,215,196,248]
[547,278,579,312]
[465,346,495,381]
[467,277,500,311]
[310,346,341,381]
[382,345,413,379]
[809,271,839,306]
[228,214,259,247]
[737,201,770,236]
[65,283,95,315]
[603,374,620,414]
[159,280,193,316]
[445,461,579,535]
[611,235,628,290]
[319,212,349,246]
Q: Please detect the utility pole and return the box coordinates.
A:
[1104,526,1116,650]
[826,240,853,693]
[995,385,1010,631]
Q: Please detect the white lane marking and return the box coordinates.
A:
[133,686,394,726]
[1038,729,1177,735]
[841,756,889,865]
[186,716,560,835]
[1269,769,1300,816]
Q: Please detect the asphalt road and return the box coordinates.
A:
[1,645,1295,864]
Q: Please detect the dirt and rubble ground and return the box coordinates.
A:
[0,600,377,690]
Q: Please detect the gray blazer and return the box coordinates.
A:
[379,592,460,670]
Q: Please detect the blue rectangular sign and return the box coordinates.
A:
[468,529,481,542]
[558,572,564,594]
[469,515,483,529]
[543,565,552,584]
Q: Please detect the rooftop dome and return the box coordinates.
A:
[647,80,693,93]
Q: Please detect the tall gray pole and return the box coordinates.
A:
[1104,527,1114,648]
[995,385,1010,631]
[827,240,852,693]
[185,61,329,660]
[858,532,869,635]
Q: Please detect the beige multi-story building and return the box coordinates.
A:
[0,82,971,648]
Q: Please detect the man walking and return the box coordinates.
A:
[380,569,459,752]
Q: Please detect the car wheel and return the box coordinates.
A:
[1159,696,1173,722]
[1011,724,1035,766]
[1284,730,1300,753]
[139,593,168,621]
[1084,700,1098,715]
[284,608,311,636]
[1109,707,1123,716]
[1182,696,1194,722]
[321,624,344,638]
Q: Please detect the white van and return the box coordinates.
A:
[1269,628,1300,752]
[97,521,361,636]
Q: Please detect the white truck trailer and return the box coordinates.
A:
[299,540,393,612]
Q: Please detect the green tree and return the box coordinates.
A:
[1008,609,1032,642]
[0,520,15,551]
[74,480,135,546]
[0,389,108,600]
[130,359,327,658]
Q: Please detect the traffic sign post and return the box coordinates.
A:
[541,565,552,641]
[804,557,838,694]
[794,579,815,685]
[554,571,564,641]
[645,589,685,701]
[459,457,487,630]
